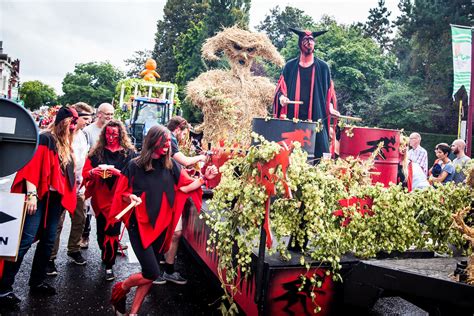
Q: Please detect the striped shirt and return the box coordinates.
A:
[408,146,428,175]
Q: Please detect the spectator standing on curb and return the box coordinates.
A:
[408,132,428,175]
[451,139,471,184]
[429,143,455,184]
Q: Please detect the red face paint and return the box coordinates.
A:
[105,126,120,151]
[153,134,171,157]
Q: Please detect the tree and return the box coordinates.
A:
[61,61,124,107]
[392,0,471,133]
[151,0,251,123]
[124,50,152,78]
[19,80,58,110]
[174,21,208,123]
[152,0,208,81]
[204,0,251,36]
[256,6,315,50]
[359,79,441,131]
[362,0,393,52]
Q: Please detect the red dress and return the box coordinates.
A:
[82,149,136,218]
[110,158,202,251]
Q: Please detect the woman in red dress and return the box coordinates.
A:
[109,125,217,315]
[82,120,136,281]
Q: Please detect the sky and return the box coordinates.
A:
[0,0,400,95]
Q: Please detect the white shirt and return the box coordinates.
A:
[411,162,429,190]
[83,123,102,149]
[73,130,89,194]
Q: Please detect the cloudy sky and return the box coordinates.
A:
[0,0,400,95]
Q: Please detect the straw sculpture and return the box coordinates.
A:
[187,26,284,146]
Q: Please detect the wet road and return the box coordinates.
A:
[0,175,223,315]
[0,175,430,315]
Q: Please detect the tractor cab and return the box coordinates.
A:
[119,81,176,150]
[129,97,170,149]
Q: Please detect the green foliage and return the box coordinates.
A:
[152,0,251,123]
[174,21,207,123]
[392,0,471,134]
[206,136,473,311]
[61,61,124,108]
[19,80,58,110]
[359,79,441,131]
[152,0,208,81]
[124,50,152,78]
[204,0,251,36]
[256,6,315,50]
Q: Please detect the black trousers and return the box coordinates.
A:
[96,213,121,269]
[128,214,165,280]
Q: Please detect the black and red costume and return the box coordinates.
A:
[273,28,333,159]
[12,132,76,212]
[0,131,76,294]
[82,148,135,270]
[110,158,202,280]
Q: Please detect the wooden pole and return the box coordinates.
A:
[467,29,474,157]
[115,201,137,220]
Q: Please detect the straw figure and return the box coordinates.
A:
[452,164,474,284]
[187,26,284,146]
[140,58,160,81]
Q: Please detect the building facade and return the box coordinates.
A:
[0,41,20,100]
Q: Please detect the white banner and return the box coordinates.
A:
[0,192,25,260]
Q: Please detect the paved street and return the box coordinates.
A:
[0,175,223,315]
[0,175,433,315]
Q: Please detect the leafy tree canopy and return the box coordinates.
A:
[20,80,58,110]
[392,0,471,133]
[359,0,393,52]
[61,61,124,107]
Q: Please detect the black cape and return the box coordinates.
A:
[274,57,331,159]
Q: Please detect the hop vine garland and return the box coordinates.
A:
[204,134,473,314]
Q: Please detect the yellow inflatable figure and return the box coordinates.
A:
[140,59,160,81]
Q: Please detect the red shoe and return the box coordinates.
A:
[110,282,129,315]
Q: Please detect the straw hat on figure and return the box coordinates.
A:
[187,26,284,146]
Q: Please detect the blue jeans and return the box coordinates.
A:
[0,191,63,294]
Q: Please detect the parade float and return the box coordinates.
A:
[116,60,179,150]
[178,27,474,315]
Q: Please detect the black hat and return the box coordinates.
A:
[54,106,78,125]
[289,27,328,47]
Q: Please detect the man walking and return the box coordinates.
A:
[47,102,94,275]
[80,103,115,248]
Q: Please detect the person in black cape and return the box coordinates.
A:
[273,27,340,159]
